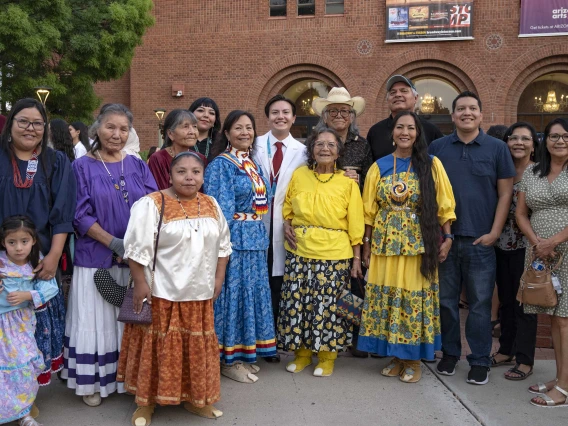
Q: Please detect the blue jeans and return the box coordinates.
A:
[439,236,496,367]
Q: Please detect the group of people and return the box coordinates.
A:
[1,73,567,426]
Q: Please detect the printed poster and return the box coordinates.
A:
[385,0,474,43]
[519,0,568,37]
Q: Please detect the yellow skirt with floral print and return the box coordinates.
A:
[357,254,441,360]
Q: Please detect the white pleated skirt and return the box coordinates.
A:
[61,265,129,397]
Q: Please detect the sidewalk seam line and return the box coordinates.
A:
[423,362,485,426]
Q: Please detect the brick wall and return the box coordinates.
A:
[93,0,566,347]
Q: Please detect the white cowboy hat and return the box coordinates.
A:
[312,87,366,117]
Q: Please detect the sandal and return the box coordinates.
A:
[131,405,155,426]
[530,385,568,408]
[381,357,404,377]
[490,352,515,367]
[529,378,558,395]
[458,299,469,310]
[504,364,533,381]
[399,361,422,383]
[184,403,223,419]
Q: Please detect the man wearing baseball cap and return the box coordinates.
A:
[367,75,443,161]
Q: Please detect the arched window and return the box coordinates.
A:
[414,78,459,134]
[281,79,331,139]
[517,73,568,131]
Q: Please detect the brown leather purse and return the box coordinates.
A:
[516,250,563,308]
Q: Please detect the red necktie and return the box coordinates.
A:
[271,141,283,185]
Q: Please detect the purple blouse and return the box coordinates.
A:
[73,154,158,268]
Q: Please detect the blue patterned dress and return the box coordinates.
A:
[204,154,277,364]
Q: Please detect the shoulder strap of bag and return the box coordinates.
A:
[152,191,166,272]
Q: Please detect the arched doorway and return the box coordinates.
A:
[414,78,459,135]
[282,79,331,140]
[517,72,568,132]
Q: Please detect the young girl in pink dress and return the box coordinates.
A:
[0,216,58,426]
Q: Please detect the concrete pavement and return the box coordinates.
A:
[29,355,564,426]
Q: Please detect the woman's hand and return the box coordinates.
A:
[534,237,558,260]
[343,169,359,183]
[133,279,152,314]
[351,258,364,279]
[7,291,32,306]
[438,239,452,263]
[362,242,371,268]
[213,277,223,301]
[34,252,60,280]
[284,221,297,250]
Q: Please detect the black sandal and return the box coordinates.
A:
[458,299,469,309]
[490,352,515,367]
[504,364,533,381]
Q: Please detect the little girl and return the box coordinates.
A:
[0,216,58,426]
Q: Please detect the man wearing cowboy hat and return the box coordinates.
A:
[312,87,373,188]
[367,75,443,161]
[312,87,372,359]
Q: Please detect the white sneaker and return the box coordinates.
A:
[82,393,102,407]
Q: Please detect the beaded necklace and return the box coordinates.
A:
[97,151,129,204]
[193,135,211,159]
[175,192,200,231]
[12,149,39,188]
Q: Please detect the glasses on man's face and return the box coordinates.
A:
[14,118,46,131]
[507,135,533,143]
[314,141,338,150]
[326,109,353,118]
[548,133,568,142]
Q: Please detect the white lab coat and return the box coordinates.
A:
[254,131,306,276]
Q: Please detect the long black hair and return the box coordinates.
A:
[162,109,198,149]
[0,215,42,270]
[392,111,439,281]
[0,98,56,191]
[50,118,75,162]
[533,117,568,177]
[70,121,91,151]
[210,110,258,159]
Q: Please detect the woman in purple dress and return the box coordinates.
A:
[61,104,157,407]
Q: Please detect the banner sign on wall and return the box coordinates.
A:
[519,0,568,37]
[385,0,474,43]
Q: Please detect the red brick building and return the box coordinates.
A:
[95,0,568,150]
[96,1,568,348]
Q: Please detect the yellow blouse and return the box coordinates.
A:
[283,166,364,260]
[362,156,456,257]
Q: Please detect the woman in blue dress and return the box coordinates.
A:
[0,98,77,417]
[204,110,277,383]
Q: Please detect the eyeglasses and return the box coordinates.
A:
[326,109,353,118]
[507,135,533,143]
[314,141,338,149]
[14,118,46,131]
[548,133,568,142]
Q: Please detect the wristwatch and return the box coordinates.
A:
[363,237,371,243]
[443,233,454,241]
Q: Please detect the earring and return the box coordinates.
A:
[8,135,11,143]
[334,161,337,173]
[392,139,395,146]
[313,161,317,170]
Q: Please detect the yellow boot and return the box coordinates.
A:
[313,351,337,377]
[286,347,313,373]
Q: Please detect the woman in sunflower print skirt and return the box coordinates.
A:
[279,127,364,377]
[358,111,456,383]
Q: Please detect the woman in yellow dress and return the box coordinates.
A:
[279,127,364,377]
[359,111,456,383]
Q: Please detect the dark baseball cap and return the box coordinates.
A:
[386,75,416,92]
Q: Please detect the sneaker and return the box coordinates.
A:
[467,365,490,385]
[436,355,458,376]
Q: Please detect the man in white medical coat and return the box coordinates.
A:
[254,94,306,362]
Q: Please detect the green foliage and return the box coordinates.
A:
[0,0,154,122]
